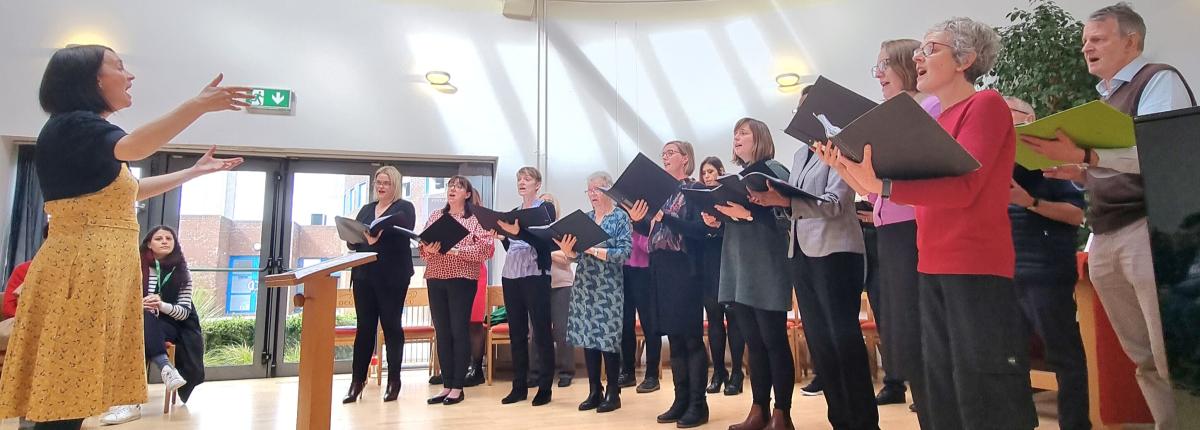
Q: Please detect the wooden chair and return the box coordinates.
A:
[859,292,880,381]
[788,297,812,381]
[163,343,178,414]
[484,285,509,386]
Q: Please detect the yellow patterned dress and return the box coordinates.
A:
[0,166,147,421]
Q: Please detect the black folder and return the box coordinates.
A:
[471,205,553,233]
[680,187,739,220]
[334,214,401,245]
[742,172,821,201]
[830,94,980,180]
[785,76,878,145]
[527,210,612,254]
[395,214,471,254]
[602,153,680,211]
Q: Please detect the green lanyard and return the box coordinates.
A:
[154,260,175,295]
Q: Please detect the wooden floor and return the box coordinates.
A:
[0,370,1064,429]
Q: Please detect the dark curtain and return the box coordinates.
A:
[5,145,46,286]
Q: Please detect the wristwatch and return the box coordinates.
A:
[1026,198,1040,211]
[880,179,893,198]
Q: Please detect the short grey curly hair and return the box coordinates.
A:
[928,17,1002,83]
[586,171,614,189]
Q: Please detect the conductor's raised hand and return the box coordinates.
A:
[190,145,244,174]
[191,74,254,113]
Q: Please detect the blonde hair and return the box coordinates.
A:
[664,140,696,176]
[732,118,776,167]
[517,166,543,184]
[372,166,402,203]
[538,192,561,221]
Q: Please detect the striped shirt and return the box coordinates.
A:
[147,271,193,321]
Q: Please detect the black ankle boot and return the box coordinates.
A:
[706,371,727,394]
[676,401,709,428]
[656,396,688,423]
[342,380,365,404]
[501,386,528,404]
[532,386,552,406]
[597,386,621,413]
[579,385,603,411]
[383,379,401,402]
[724,371,744,396]
[464,365,485,387]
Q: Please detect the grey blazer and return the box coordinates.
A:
[786,147,865,258]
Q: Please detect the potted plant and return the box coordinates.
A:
[988,0,1095,117]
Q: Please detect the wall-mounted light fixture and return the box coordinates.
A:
[425,71,451,86]
[776,73,802,92]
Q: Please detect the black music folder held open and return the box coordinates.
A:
[471,204,553,233]
[785,76,878,145]
[527,210,611,254]
[394,214,471,254]
[742,172,820,201]
[830,94,979,180]
[335,214,400,245]
[602,153,680,211]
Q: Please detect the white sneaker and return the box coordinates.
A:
[162,365,187,392]
[100,405,142,425]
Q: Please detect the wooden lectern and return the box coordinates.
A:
[264,252,377,430]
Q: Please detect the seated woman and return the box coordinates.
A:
[101,226,205,425]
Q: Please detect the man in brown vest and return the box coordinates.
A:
[1024,3,1195,429]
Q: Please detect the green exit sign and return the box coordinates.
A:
[247,87,293,111]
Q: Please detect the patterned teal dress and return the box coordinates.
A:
[566,209,632,353]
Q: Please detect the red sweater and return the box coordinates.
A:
[3,261,31,319]
[890,90,1016,278]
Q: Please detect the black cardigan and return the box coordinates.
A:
[500,202,558,274]
[349,199,417,283]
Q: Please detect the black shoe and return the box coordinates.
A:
[383,380,401,402]
[532,387,552,406]
[501,388,528,404]
[596,388,621,413]
[617,372,636,388]
[443,391,465,405]
[656,398,688,423]
[676,403,709,428]
[875,387,906,405]
[800,380,822,396]
[428,374,443,385]
[909,403,917,413]
[342,380,365,404]
[706,372,727,394]
[464,366,484,387]
[636,376,660,393]
[427,393,449,404]
[579,387,603,411]
[723,372,744,396]
[558,375,573,388]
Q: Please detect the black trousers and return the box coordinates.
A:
[428,278,476,389]
[669,334,708,408]
[1015,277,1090,430]
[31,419,83,430]
[530,286,576,379]
[731,303,793,410]
[920,274,1037,430]
[876,221,923,397]
[584,348,621,391]
[862,223,905,392]
[350,277,409,384]
[791,250,879,430]
[621,266,661,378]
[502,275,555,391]
[703,295,744,377]
[143,310,181,360]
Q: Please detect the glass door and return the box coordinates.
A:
[158,155,287,380]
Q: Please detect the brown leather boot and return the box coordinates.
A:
[765,408,794,430]
[728,403,768,430]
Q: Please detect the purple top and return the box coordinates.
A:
[626,231,650,268]
[868,95,942,226]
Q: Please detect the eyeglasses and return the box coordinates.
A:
[584,188,604,195]
[661,149,682,158]
[870,59,892,78]
[913,41,955,58]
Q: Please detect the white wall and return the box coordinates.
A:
[1,0,1196,217]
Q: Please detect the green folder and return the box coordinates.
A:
[1015,100,1134,170]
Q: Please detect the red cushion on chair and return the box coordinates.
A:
[860,321,877,331]
[491,323,510,334]
[404,325,435,335]
[334,326,357,336]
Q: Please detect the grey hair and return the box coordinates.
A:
[928,17,1002,83]
[1089,2,1146,51]
[587,171,614,189]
